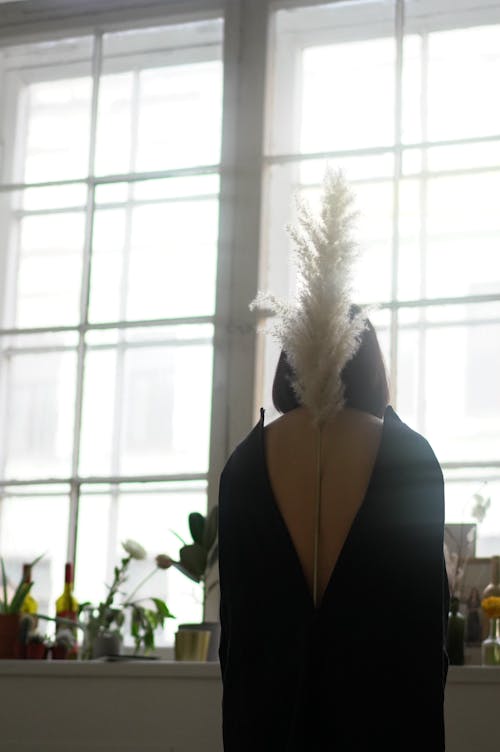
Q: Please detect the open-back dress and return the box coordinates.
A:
[218,405,449,751]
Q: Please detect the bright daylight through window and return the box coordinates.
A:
[260,0,500,557]
[0,0,499,652]
[0,18,223,646]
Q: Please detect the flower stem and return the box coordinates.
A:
[123,566,158,606]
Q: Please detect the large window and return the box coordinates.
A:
[260,0,500,555]
[0,16,223,644]
[0,0,499,649]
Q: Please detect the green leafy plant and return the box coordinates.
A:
[81,539,174,659]
[0,553,44,614]
[157,505,219,613]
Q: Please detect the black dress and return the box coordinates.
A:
[218,405,449,751]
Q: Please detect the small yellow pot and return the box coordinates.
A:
[174,628,211,661]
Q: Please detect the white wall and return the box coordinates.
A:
[0,662,498,752]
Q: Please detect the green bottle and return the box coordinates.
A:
[447,596,465,665]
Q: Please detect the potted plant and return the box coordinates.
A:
[156,505,219,660]
[0,554,44,659]
[26,633,48,660]
[81,539,174,659]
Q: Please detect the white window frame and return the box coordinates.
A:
[0,0,266,626]
[1,0,499,617]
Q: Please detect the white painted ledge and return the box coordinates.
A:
[0,657,222,678]
[0,659,498,680]
[447,665,500,682]
[0,661,498,751]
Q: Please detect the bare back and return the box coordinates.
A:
[264,406,384,605]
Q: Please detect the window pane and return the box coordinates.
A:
[444,470,500,558]
[402,22,500,144]
[0,484,70,622]
[1,37,94,183]
[269,1,395,155]
[397,319,500,463]
[300,36,395,153]
[426,172,500,298]
[136,62,223,171]
[89,176,220,322]
[79,325,213,476]
[0,189,86,328]
[0,333,78,480]
[399,171,500,300]
[94,72,134,176]
[24,77,92,182]
[75,481,206,647]
[95,20,223,176]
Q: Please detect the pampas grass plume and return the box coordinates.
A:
[250,166,368,425]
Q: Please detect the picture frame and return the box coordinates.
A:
[459,557,492,645]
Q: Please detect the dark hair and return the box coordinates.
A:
[272,308,390,418]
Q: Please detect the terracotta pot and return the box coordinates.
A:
[0,614,21,659]
[51,643,69,660]
[26,642,47,660]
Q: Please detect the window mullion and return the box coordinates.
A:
[390,0,405,407]
[68,32,103,564]
[109,69,141,482]
[206,0,270,621]
[417,30,430,436]
[0,210,22,481]
[105,67,143,579]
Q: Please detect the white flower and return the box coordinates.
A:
[122,539,147,560]
[444,546,465,597]
[471,493,491,524]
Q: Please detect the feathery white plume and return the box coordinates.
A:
[250,167,368,425]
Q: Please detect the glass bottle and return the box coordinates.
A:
[20,563,38,619]
[481,555,500,666]
[55,562,79,659]
[446,595,465,665]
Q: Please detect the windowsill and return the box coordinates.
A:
[0,659,498,682]
[0,657,221,677]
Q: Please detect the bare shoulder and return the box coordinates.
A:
[265,406,383,436]
[265,406,384,460]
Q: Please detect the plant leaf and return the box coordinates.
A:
[169,528,187,547]
[188,512,205,545]
[1,558,8,612]
[10,581,33,614]
[151,597,175,619]
[179,543,207,580]
[28,552,46,569]
[171,561,200,584]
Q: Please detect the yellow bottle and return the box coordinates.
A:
[20,563,38,627]
[55,562,79,659]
